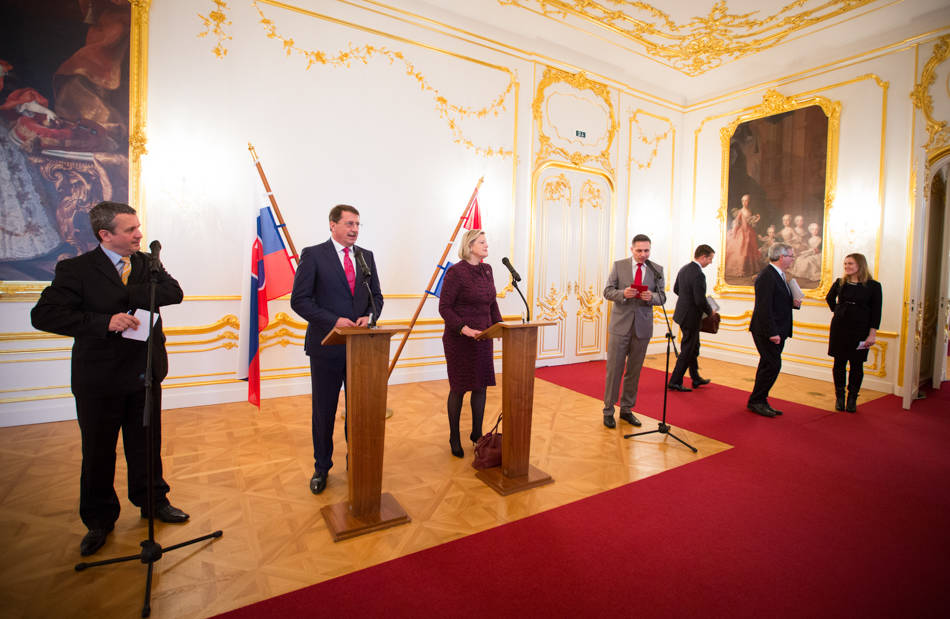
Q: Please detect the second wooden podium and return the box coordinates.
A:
[319,326,409,541]
[475,321,554,495]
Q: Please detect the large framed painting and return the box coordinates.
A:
[715,90,840,298]
[0,0,147,298]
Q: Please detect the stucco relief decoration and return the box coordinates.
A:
[543,173,571,203]
[628,110,673,170]
[499,0,876,76]
[715,89,841,300]
[198,0,233,58]
[579,178,602,209]
[911,35,950,163]
[533,67,617,174]
[537,284,569,322]
[238,1,514,159]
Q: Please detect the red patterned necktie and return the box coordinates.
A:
[343,247,356,294]
[634,262,643,287]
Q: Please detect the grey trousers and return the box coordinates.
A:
[603,330,649,413]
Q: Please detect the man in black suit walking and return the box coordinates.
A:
[290,204,383,495]
[748,243,802,417]
[31,201,189,557]
[669,244,716,391]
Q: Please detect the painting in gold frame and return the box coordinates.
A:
[0,0,148,299]
[715,90,840,299]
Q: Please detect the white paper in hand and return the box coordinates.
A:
[121,309,159,342]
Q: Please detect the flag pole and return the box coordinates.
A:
[248,143,300,266]
[388,177,483,377]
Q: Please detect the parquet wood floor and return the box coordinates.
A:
[0,356,881,619]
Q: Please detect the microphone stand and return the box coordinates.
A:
[624,263,696,453]
[512,280,530,323]
[75,249,223,618]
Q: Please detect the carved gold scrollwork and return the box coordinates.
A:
[249,1,514,158]
[543,173,571,202]
[198,0,233,58]
[579,179,602,209]
[575,284,602,320]
[499,0,877,76]
[629,110,673,170]
[911,35,950,163]
[536,284,569,321]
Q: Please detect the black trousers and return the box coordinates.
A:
[749,333,785,406]
[832,353,865,394]
[669,326,701,385]
[75,386,170,531]
[309,353,347,475]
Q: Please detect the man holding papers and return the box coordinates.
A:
[31,201,187,557]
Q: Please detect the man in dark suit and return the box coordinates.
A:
[602,234,665,429]
[669,244,716,391]
[31,201,188,557]
[290,204,383,494]
[748,242,802,417]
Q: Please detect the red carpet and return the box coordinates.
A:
[216,363,950,618]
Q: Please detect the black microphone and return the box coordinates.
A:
[353,247,372,278]
[501,257,521,282]
[148,240,162,272]
[645,259,662,282]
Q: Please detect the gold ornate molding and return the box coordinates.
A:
[533,67,617,174]
[714,89,841,300]
[911,34,950,164]
[198,0,233,58]
[500,0,878,76]
[250,0,514,158]
[628,110,674,170]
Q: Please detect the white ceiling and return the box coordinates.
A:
[394,0,950,104]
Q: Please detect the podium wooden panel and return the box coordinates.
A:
[319,326,410,541]
[474,322,555,495]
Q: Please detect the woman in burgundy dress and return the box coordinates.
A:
[439,229,503,457]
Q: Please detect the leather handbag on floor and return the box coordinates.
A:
[472,414,502,470]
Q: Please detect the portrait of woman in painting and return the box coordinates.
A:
[724,193,762,278]
[722,104,832,289]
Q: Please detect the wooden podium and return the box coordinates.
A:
[474,321,554,495]
[319,326,410,541]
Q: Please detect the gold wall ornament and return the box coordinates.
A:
[579,179,603,209]
[714,89,841,301]
[536,284,569,321]
[251,1,514,159]
[198,0,233,58]
[911,35,950,163]
[575,284,602,320]
[533,67,617,175]
[628,110,674,170]
[499,0,878,76]
[543,173,572,202]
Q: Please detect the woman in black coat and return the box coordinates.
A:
[438,229,503,457]
[825,253,882,412]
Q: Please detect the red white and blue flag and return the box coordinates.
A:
[238,206,295,407]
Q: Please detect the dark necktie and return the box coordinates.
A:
[343,247,356,294]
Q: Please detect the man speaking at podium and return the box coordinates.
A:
[31,201,187,557]
[291,205,384,495]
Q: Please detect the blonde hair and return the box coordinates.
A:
[458,229,485,261]
[839,253,870,286]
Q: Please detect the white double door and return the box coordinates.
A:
[530,165,614,366]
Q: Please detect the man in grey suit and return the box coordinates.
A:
[602,234,666,428]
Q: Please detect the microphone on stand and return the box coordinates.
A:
[148,240,162,272]
[644,259,662,282]
[501,257,521,282]
[353,247,372,278]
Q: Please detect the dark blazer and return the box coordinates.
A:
[672,261,711,330]
[750,264,794,339]
[31,246,183,395]
[290,239,384,356]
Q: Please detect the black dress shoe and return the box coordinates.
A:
[310,472,328,495]
[692,377,711,387]
[143,504,190,523]
[747,402,776,418]
[449,440,464,458]
[619,410,642,427]
[667,383,692,392]
[603,415,616,428]
[766,404,784,416]
[80,528,110,556]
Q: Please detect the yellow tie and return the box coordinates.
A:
[120,256,131,285]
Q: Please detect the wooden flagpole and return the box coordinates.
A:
[388,177,484,377]
[248,143,300,266]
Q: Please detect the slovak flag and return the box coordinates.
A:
[460,190,481,230]
[237,206,295,407]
